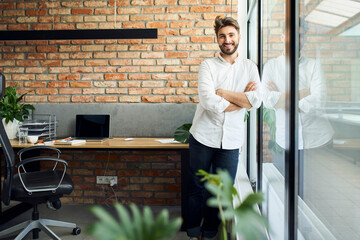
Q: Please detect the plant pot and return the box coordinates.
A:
[2,119,19,139]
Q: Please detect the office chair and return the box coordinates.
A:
[0,80,80,239]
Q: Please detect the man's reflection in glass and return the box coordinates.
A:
[261,19,334,197]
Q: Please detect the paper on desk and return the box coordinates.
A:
[156,139,181,144]
[333,139,346,145]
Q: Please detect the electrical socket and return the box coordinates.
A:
[96,176,117,185]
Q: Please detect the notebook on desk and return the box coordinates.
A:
[75,114,110,142]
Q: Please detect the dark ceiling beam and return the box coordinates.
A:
[0,29,158,41]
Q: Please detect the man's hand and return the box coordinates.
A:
[299,89,310,100]
[244,81,257,92]
[215,89,225,97]
[266,81,278,92]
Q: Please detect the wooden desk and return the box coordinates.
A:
[10,138,188,149]
[1,138,189,229]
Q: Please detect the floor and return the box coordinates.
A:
[0,204,190,240]
[302,147,360,240]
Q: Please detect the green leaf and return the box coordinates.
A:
[174,123,192,144]
[199,169,269,240]
[88,203,181,240]
[0,84,35,122]
[244,111,249,122]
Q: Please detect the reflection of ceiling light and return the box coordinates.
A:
[305,10,348,27]
[305,0,360,28]
[340,23,360,36]
[317,0,360,17]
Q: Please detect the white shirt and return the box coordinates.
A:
[262,55,334,149]
[190,55,261,150]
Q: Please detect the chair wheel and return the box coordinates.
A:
[73,227,81,235]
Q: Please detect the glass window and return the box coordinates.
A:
[299,0,360,239]
[256,0,360,239]
[260,0,287,239]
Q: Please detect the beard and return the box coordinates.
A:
[219,42,239,55]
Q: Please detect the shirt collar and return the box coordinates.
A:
[217,53,240,64]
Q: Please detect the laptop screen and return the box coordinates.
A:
[75,114,110,139]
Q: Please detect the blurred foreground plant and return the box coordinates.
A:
[87,203,182,240]
[197,169,268,240]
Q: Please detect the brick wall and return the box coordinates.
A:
[62,149,182,205]
[4,148,182,205]
[0,0,238,104]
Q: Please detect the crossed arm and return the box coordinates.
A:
[216,81,258,112]
[266,81,310,110]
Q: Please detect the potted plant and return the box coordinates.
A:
[197,169,269,240]
[0,83,35,139]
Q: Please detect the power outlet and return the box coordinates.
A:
[96,176,117,185]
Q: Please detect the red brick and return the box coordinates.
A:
[71,67,93,73]
[48,96,71,102]
[24,82,46,88]
[25,67,47,74]
[142,170,164,177]
[32,24,52,30]
[94,96,117,102]
[40,60,61,67]
[142,96,164,103]
[58,74,80,81]
[60,89,82,94]
[70,82,92,88]
[8,24,29,31]
[26,10,47,16]
[131,192,153,198]
[152,88,175,95]
[104,73,127,80]
[36,89,58,95]
[3,53,24,59]
[119,96,141,102]
[48,82,69,88]
[154,192,177,198]
[166,96,189,102]
[72,9,93,15]
[128,73,150,80]
[72,96,94,103]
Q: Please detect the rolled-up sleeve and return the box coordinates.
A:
[198,61,230,113]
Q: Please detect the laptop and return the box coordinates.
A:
[75,114,110,142]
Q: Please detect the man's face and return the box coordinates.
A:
[217,26,240,56]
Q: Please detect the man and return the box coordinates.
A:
[186,16,261,240]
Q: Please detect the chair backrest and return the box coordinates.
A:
[0,74,16,205]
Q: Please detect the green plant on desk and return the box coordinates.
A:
[197,169,268,240]
[87,203,182,240]
[0,83,35,124]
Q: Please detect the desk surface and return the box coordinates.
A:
[10,138,189,149]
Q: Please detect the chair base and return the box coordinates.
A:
[0,218,78,240]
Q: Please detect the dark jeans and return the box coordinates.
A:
[186,135,239,238]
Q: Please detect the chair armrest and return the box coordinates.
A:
[16,156,68,168]
[18,146,61,159]
[18,146,62,173]
[16,156,68,194]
